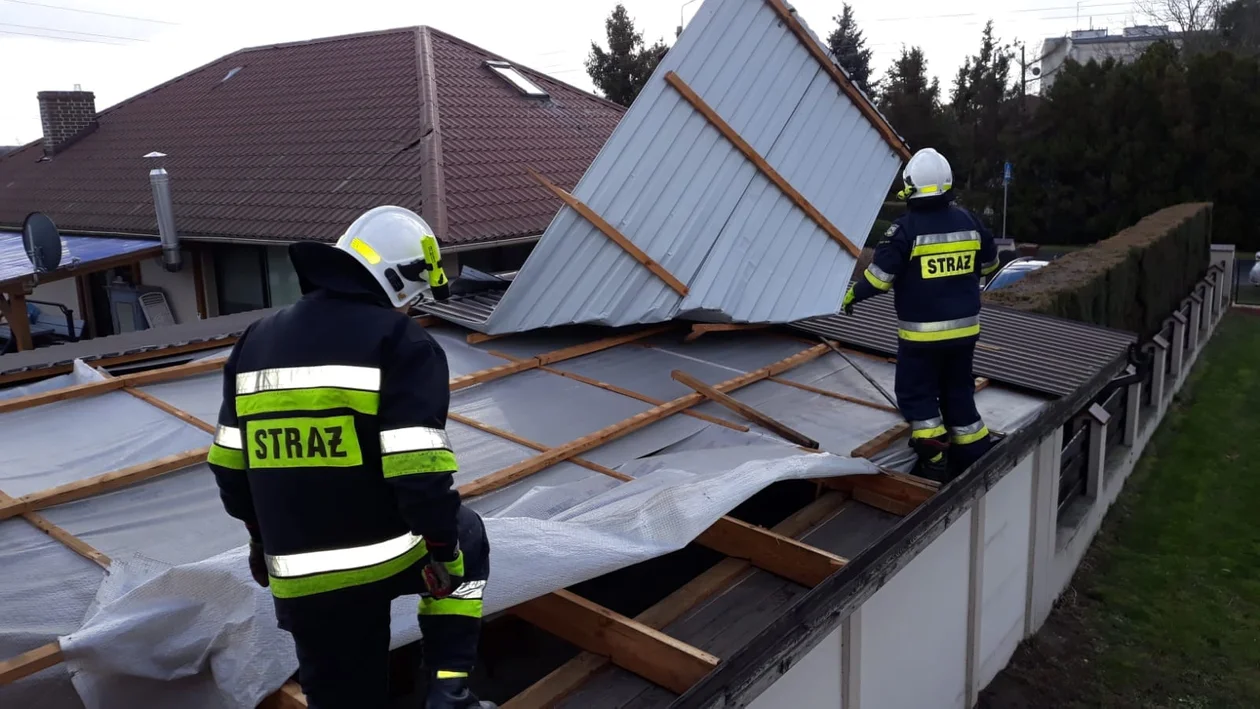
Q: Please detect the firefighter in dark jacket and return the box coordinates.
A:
[206,206,496,709]
[843,148,1000,482]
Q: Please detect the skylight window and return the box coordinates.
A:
[486,61,548,98]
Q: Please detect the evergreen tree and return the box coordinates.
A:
[949,21,1015,211]
[878,47,949,158]
[586,4,669,107]
[826,4,876,94]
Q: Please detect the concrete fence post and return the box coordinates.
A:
[1086,404,1110,500]
[1148,336,1168,408]
[1189,293,1203,354]
[1171,313,1187,378]
[1124,381,1141,446]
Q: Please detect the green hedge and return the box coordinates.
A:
[983,203,1213,337]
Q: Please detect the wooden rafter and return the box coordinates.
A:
[0,448,209,521]
[767,376,899,414]
[512,590,719,695]
[123,388,215,433]
[684,323,768,343]
[696,516,847,587]
[504,492,850,709]
[825,472,936,516]
[671,369,819,449]
[761,0,911,160]
[0,489,110,569]
[0,642,63,685]
[460,344,831,498]
[485,350,748,432]
[663,71,860,258]
[526,168,690,296]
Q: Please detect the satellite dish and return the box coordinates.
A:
[22,212,62,274]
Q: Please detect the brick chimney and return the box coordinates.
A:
[37,90,97,156]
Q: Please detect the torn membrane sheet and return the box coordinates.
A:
[58,441,872,709]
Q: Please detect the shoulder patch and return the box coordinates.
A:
[884,223,899,238]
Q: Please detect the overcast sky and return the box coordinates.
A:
[0,0,1151,144]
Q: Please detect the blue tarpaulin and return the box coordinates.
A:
[0,231,158,287]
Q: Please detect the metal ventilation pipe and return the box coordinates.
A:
[149,167,182,272]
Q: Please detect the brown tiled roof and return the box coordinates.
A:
[0,27,624,247]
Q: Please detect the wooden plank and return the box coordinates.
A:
[0,641,63,685]
[527,168,689,296]
[460,345,830,498]
[850,421,910,459]
[0,447,209,521]
[761,0,910,160]
[684,323,768,343]
[0,377,127,414]
[663,71,860,258]
[466,331,507,344]
[449,358,540,391]
[504,492,849,709]
[672,369,819,449]
[5,292,34,352]
[695,516,846,587]
[123,388,215,433]
[448,412,634,484]
[767,376,899,414]
[512,589,719,695]
[828,472,935,514]
[486,350,748,432]
[413,315,440,328]
[537,325,676,366]
[259,681,308,709]
[120,356,228,387]
[0,489,110,569]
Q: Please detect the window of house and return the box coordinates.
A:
[486,61,548,97]
[213,244,302,315]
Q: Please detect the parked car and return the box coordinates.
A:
[984,257,1049,291]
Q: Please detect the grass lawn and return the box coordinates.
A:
[981,311,1260,709]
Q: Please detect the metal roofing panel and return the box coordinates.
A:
[793,297,1138,397]
[0,231,157,286]
[471,0,902,335]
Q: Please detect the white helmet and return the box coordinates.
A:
[334,206,449,308]
[899,147,953,200]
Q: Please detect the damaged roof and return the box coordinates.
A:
[0,27,624,248]
[434,0,908,335]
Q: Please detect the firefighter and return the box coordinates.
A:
[843,148,1000,483]
[206,206,496,709]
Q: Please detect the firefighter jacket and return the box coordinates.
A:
[850,194,999,346]
[207,242,462,600]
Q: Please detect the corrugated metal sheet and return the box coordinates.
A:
[467,0,902,335]
[0,231,157,286]
[792,296,1137,398]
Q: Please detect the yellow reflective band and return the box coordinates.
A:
[911,240,981,258]
[898,323,981,342]
[350,238,382,265]
[208,444,246,470]
[436,671,469,680]
[420,597,483,619]
[911,425,947,439]
[382,449,458,478]
[236,387,379,417]
[443,551,466,578]
[864,268,893,292]
[269,536,429,599]
[981,259,1000,276]
[952,425,990,445]
[930,452,944,463]
[246,415,363,469]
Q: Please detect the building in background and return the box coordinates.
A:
[0,26,624,344]
[1038,26,1181,92]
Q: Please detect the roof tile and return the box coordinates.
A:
[0,26,623,247]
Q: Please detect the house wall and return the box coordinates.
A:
[139,252,201,325]
[759,262,1232,708]
[28,277,79,315]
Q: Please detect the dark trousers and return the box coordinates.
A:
[274,507,490,709]
[895,340,993,470]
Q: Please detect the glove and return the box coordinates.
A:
[248,539,269,588]
[422,544,465,599]
[842,286,856,316]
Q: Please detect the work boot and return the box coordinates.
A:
[426,676,497,709]
[909,435,953,484]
